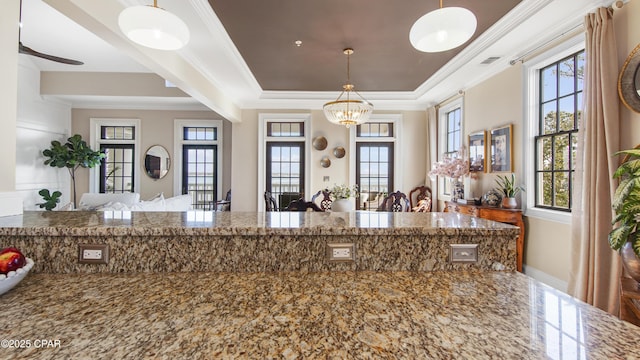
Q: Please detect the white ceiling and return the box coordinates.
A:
[19,0,615,122]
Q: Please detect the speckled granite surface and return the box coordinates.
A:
[0,271,638,359]
[0,211,518,273]
[0,211,519,236]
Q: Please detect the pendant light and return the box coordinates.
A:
[118,0,190,50]
[410,0,477,53]
[323,48,373,128]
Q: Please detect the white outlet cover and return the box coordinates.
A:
[327,243,356,262]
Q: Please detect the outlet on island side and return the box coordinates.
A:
[449,244,478,263]
[78,244,109,264]
[326,243,356,262]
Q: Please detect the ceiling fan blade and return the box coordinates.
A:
[19,42,84,66]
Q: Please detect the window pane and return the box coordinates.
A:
[361,147,369,161]
[541,66,557,102]
[554,172,570,208]
[538,137,552,171]
[357,122,393,138]
[370,147,379,161]
[576,52,585,91]
[542,101,557,134]
[539,172,553,207]
[558,58,575,96]
[554,134,570,170]
[558,95,575,131]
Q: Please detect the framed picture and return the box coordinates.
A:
[468,131,486,172]
[489,124,513,173]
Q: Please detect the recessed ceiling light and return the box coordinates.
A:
[294,40,302,47]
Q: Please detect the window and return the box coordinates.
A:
[258,114,311,211]
[174,120,223,210]
[352,116,401,210]
[535,50,584,212]
[437,99,463,197]
[100,143,134,193]
[524,35,584,222]
[90,119,140,194]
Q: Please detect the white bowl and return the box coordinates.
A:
[0,258,34,296]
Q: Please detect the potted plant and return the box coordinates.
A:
[42,134,105,209]
[494,173,524,209]
[328,184,359,212]
[428,146,470,202]
[609,148,640,283]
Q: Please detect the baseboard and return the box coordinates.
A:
[0,192,23,217]
[523,264,568,293]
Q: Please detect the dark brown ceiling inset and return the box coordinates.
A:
[208,0,521,92]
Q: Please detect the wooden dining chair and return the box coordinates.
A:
[283,198,323,212]
[409,186,432,212]
[378,191,410,212]
[264,191,278,212]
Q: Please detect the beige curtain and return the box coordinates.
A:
[568,7,621,315]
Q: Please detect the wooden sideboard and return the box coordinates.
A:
[620,276,640,326]
[445,201,525,272]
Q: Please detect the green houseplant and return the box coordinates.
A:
[328,184,359,212]
[42,134,105,209]
[494,173,524,209]
[609,148,640,282]
[36,189,61,211]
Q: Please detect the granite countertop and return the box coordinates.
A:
[0,271,638,359]
[0,211,519,237]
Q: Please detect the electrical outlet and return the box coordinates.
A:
[83,249,103,260]
[449,244,478,263]
[327,243,355,262]
[78,244,109,264]
[332,247,351,258]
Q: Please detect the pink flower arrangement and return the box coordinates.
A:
[429,146,472,180]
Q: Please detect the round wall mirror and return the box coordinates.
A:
[619,43,640,113]
[144,145,170,179]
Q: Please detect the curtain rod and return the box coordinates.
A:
[509,0,625,66]
[435,90,464,110]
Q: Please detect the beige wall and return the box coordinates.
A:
[72,109,232,200]
[464,65,524,201]
[459,2,640,288]
[230,109,427,212]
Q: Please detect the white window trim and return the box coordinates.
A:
[437,98,464,201]
[173,119,224,200]
[349,114,403,196]
[89,118,141,194]
[257,113,311,212]
[522,34,584,224]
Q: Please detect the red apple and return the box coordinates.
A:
[0,247,26,274]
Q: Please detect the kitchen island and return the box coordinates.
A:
[0,211,638,358]
[0,211,518,273]
[1,270,639,359]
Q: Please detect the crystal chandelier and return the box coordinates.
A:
[323,48,373,128]
[409,0,477,53]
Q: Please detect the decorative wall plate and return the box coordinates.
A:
[320,156,331,168]
[333,146,345,158]
[313,136,328,150]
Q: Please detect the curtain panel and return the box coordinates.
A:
[568,7,621,315]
